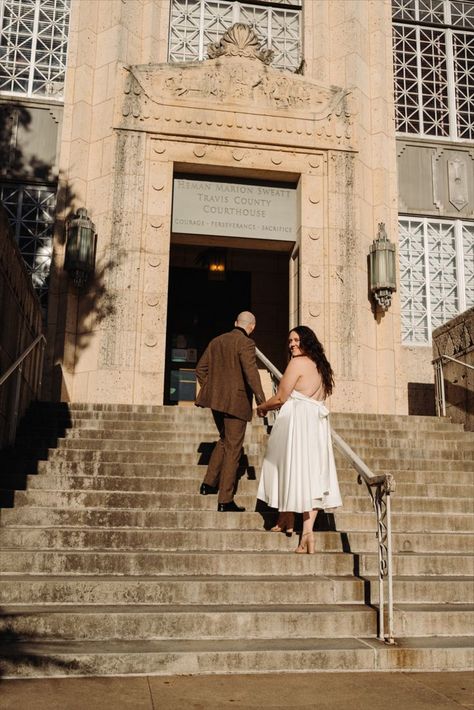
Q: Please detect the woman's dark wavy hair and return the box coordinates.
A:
[288,325,334,397]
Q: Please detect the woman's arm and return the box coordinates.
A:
[257,359,302,416]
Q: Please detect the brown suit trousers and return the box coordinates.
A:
[203,411,247,504]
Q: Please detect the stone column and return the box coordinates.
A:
[304,0,405,413]
[46,0,169,402]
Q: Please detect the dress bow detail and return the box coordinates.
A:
[290,390,329,418]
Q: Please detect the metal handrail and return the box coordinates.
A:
[0,334,46,387]
[0,334,46,446]
[432,354,474,417]
[256,347,395,644]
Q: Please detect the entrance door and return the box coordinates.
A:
[165,241,291,404]
[165,265,251,404]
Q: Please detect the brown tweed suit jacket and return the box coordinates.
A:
[195,328,265,421]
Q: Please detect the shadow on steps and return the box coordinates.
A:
[0,606,81,681]
[0,402,72,508]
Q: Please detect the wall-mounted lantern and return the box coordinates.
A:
[64,208,97,289]
[369,223,397,311]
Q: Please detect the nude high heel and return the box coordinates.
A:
[295,532,315,554]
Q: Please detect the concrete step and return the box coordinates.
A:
[41,448,473,470]
[0,550,357,576]
[0,604,378,641]
[29,426,474,448]
[0,549,472,577]
[0,637,472,678]
[2,507,472,533]
[1,527,472,555]
[27,420,474,441]
[49,438,474,460]
[29,404,466,428]
[24,473,474,501]
[2,603,471,641]
[53,439,265,454]
[11,489,474,515]
[395,604,474,637]
[29,460,474,485]
[1,575,471,607]
[21,420,467,438]
[0,575,367,606]
[47,429,267,443]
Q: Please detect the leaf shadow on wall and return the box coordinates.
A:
[49,242,127,397]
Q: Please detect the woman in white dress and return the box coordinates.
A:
[256,326,342,554]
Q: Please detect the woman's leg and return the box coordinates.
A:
[295,509,317,553]
[302,510,317,535]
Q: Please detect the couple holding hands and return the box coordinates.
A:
[196,311,342,554]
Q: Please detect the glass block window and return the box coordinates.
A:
[0,183,56,308]
[0,0,71,99]
[169,0,302,71]
[399,217,474,344]
[392,0,474,140]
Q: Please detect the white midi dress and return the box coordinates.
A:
[257,390,342,513]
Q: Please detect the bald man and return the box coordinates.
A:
[195,312,265,511]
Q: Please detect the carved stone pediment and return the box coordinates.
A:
[207,23,274,65]
[124,59,349,118]
[120,24,353,149]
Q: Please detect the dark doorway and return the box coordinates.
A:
[165,241,290,405]
[165,266,251,403]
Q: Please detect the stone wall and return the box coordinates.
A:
[45,0,406,414]
[432,307,474,431]
[0,207,43,448]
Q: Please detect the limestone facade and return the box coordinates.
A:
[45,0,406,414]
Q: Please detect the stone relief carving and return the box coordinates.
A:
[431,150,444,211]
[448,158,468,211]
[121,23,351,129]
[208,23,274,65]
[130,62,348,117]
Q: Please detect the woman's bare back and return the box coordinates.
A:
[292,356,325,400]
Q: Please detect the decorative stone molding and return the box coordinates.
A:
[119,24,353,150]
[308,304,321,317]
[208,23,274,65]
[448,158,468,211]
[130,63,349,116]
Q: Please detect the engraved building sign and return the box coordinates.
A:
[172,178,297,241]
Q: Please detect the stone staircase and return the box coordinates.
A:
[0,402,473,678]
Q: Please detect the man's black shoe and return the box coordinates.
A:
[200,483,218,495]
[217,501,246,512]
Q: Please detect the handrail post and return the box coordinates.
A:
[376,494,385,642]
[386,490,395,644]
[434,359,446,417]
[439,361,446,417]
